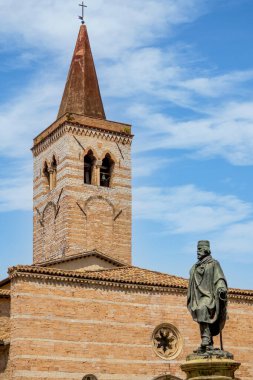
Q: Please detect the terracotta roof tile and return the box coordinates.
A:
[83,266,188,288]
[8,265,253,299]
[9,265,187,289]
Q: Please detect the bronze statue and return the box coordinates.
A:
[187,241,228,352]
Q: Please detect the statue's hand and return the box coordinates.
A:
[218,288,227,301]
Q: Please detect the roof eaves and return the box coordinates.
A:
[0,278,10,288]
[7,265,253,300]
[8,265,187,290]
[32,116,133,150]
[0,289,10,298]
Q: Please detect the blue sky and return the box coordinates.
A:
[0,0,253,289]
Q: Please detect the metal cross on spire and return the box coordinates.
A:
[78,2,87,25]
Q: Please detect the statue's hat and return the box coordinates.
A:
[197,240,210,248]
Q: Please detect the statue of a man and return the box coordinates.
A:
[187,240,228,351]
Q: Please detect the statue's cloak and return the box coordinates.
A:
[187,255,227,336]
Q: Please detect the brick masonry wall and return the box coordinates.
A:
[9,277,253,380]
[0,299,10,342]
[0,298,10,379]
[33,124,132,265]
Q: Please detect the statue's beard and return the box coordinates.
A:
[197,254,212,265]
[197,249,210,260]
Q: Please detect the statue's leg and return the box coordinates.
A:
[200,323,212,348]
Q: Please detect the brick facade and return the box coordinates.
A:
[0,296,10,379]
[5,273,253,380]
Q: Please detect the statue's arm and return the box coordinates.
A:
[214,261,228,300]
[214,261,227,285]
[217,286,228,301]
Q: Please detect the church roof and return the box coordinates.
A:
[7,265,253,300]
[8,265,187,290]
[80,266,188,288]
[57,25,106,120]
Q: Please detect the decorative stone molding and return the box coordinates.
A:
[35,207,44,227]
[84,195,115,214]
[152,323,183,360]
[32,122,133,157]
[77,196,123,224]
[76,202,87,218]
[42,202,57,222]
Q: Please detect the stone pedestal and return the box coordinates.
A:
[181,353,240,380]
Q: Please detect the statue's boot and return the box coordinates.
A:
[200,323,213,348]
[201,336,211,347]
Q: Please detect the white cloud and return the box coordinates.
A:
[130,102,253,165]
[0,0,208,61]
[213,221,253,263]
[0,73,62,157]
[180,70,253,98]
[0,0,209,159]
[133,185,252,234]
[133,156,172,178]
[102,46,253,107]
[102,47,185,98]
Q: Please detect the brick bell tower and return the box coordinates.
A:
[32,25,132,265]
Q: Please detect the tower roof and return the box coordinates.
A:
[57,25,106,120]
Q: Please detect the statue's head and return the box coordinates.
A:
[197,240,211,260]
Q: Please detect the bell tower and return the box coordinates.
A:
[32,25,132,265]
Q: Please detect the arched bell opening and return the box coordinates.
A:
[84,150,96,185]
[100,153,114,188]
[43,162,50,191]
[51,155,57,190]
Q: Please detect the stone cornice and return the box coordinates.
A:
[32,114,133,157]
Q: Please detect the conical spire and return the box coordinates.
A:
[57,25,106,120]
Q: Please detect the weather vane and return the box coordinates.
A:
[78,2,87,25]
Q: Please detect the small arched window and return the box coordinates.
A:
[100,153,114,188]
[83,376,97,380]
[43,162,50,189]
[84,150,96,185]
[51,155,57,190]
